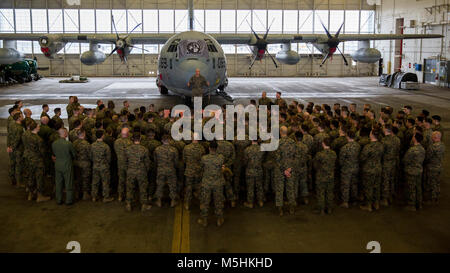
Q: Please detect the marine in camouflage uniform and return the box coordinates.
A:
[233,137,251,200]
[243,141,265,207]
[90,131,113,202]
[154,136,179,207]
[188,71,208,100]
[183,139,206,209]
[73,130,92,200]
[381,128,401,205]
[216,140,237,205]
[403,135,426,210]
[313,140,337,214]
[21,126,33,192]
[424,132,445,203]
[125,135,151,211]
[274,131,298,215]
[338,134,360,206]
[7,113,24,187]
[198,142,225,227]
[114,129,132,201]
[359,134,384,211]
[294,133,310,203]
[141,130,161,197]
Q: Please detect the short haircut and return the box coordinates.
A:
[209,140,218,150]
[95,130,104,139]
[42,104,48,109]
[347,130,356,139]
[323,137,331,147]
[295,131,303,141]
[54,108,61,114]
[73,119,81,128]
[414,133,423,143]
[132,133,141,142]
[13,113,21,121]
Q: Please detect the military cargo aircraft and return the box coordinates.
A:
[0,0,442,98]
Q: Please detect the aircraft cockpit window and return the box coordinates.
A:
[167,39,180,52]
[204,39,218,53]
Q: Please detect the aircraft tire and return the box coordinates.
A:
[159,85,168,95]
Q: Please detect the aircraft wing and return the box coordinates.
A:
[210,33,442,44]
[0,33,172,44]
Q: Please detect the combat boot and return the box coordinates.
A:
[36,193,51,203]
[380,199,389,207]
[197,217,208,227]
[17,182,25,189]
[103,196,114,203]
[278,206,284,217]
[82,192,91,201]
[170,199,178,208]
[184,201,190,211]
[373,201,380,210]
[92,197,97,202]
[141,204,152,212]
[155,198,162,208]
[340,202,349,208]
[230,200,236,208]
[217,217,224,227]
[301,197,309,205]
[243,202,253,209]
[125,202,132,212]
[405,205,416,212]
[27,192,33,201]
[258,201,264,208]
[326,208,333,215]
[118,194,124,202]
[360,204,373,212]
[289,205,295,215]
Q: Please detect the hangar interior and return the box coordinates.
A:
[0,0,450,254]
[0,0,447,79]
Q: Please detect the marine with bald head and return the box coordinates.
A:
[114,127,133,202]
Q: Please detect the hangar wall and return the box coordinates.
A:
[1,0,379,77]
[375,0,449,82]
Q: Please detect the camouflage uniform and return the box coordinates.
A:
[154,144,179,201]
[360,141,384,205]
[200,153,225,217]
[313,148,337,211]
[141,137,161,196]
[302,133,314,190]
[114,137,133,198]
[21,130,33,189]
[403,144,426,206]
[217,140,236,201]
[244,143,265,203]
[183,142,206,204]
[424,142,445,201]
[73,138,92,196]
[233,138,251,198]
[188,75,207,98]
[125,143,151,204]
[381,134,401,201]
[25,133,46,194]
[8,122,24,185]
[313,131,329,155]
[295,141,310,199]
[51,115,64,129]
[274,136,298,208]
[90,141,112,198]
[258,97,273,107]
[339,141,361,203]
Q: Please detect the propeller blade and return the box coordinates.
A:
[124,23,142,39]
[335,22,344,38]
[265,49,278,68]
[131,45,150,52]
[111,15,119,40]
[319,18,332,39]
[336,46,348,66]
[320,53,330,67]
[246,20,261,41]
[108,47,118,58]
[263,17,276,40]
[248,54,258,70]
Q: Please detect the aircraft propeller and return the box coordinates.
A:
[247,19,278,70]
[319,20,348,67]
[107,15,148,63]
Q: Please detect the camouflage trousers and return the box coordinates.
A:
[233,164,245,197]
[117,163,127,196]
[362,171,381,205]
[9,150,23,185]
[155,170,178,200]
[75,161,91,194]
[200,183,224,218]
[126,169,149,204]
[340,167,359,203]
[406,173,423,206]
[148,166,157,197]
[246,175,264,203]
[223,168,236,201]
[263,163,275,194]
[295,170,309,199]
[382,161,397,200]
[22,158,30,188]
[424,167,441,201]
[316,177,334,211]
[92,166,111,198]
[274,169,297,207]
[184,176,201,204]
[27,159,45,194]
[177,160,185,194]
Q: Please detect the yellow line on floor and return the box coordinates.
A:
[171,203,190,253]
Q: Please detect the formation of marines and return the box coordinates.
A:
[6,92,446,227]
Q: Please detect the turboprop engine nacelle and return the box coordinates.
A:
[350,41,381,63]
[39,35,66,58]
[275,43,300,65]
[80,44,106,66]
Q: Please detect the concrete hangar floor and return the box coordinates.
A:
[0,76,449,253]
